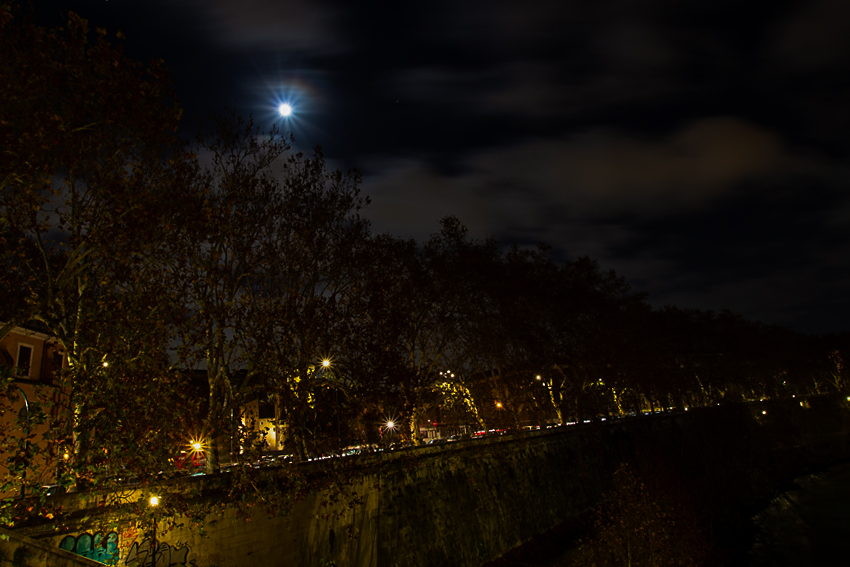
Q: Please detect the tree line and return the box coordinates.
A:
[1,4,847,523]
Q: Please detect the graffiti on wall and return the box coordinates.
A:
[124,539,195,567]
[59,531,119,564]
[58,525,196,567]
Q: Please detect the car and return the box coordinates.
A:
[174,450,206,470]
[42,484,67,496]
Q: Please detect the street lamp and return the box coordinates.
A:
[381,418,397,446]
[149,496,159,567]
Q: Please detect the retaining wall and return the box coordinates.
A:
[12,395,850,567]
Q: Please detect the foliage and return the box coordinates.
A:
[0,2,199,513]
[171,110,290,472]
[248,143,370,461]
[570,463,709,567]
[0,367,53,526]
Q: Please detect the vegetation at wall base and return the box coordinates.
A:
[570,462,709,567]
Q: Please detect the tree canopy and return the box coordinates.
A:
[0,1,845,531]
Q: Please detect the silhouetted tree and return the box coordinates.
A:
[0,4,196,496]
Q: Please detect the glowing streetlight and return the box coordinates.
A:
[149,495,159,567]
[380,415,399,444]
[495,402,503,409]
[322,359,330,368]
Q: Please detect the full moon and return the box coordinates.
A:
[278,103,293,117]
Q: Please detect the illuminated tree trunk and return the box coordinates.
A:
[205,372,223,474]
[466,397,487,432]
[408,406,423,445]
[273,392,282,451]
[549,381,564,424]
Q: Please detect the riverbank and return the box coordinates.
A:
[747,462,850,567]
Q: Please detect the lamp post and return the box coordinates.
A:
[381,419,396,448]
[149,495,159,567]
[16,387,30,499]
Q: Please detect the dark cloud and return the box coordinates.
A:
[176,0,347,53]
[364,116,791,228]
[611,177,850,331]
[767,0,850,71]
[32,0,850,333]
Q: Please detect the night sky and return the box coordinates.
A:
[34,0,850,334]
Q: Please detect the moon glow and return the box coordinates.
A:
[278,102,293,117]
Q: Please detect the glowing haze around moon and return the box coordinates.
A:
[278,102,293,117]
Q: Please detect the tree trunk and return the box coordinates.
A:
[273,392,282,451]
[205,371,222,474]
[408,407,423,445]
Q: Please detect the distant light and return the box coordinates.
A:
[386,421,394,429]
[495,402,502,409]
[150,496,159,507]
[762,411,767,415]
[536,375,541,380]
[322,359,330,368]
[192,442,202,452]
[102,361,108,367]
[278,103,293,117]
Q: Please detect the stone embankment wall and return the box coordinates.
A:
[0,526,101,567]
[14,395,850,567]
